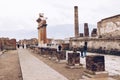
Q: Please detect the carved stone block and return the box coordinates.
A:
[68,53,80,66]
[86,55,105,72]
[59,51,66,60]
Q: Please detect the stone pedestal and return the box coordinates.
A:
[59,51,66,60]
[66,51,82,69]
[66,53,81,68]
[86,55,105,71]
[49,48,57,60]
[56,51,66,63]
[83,55,108,79]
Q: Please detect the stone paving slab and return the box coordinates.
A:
[18,49,68,80]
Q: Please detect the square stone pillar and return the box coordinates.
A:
[68,53,80,66]
[86,55,105,72]
[84,23,89,37]
[83,55,108,78]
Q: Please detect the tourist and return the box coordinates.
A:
[17,44,20,48]
[80,46,84,58]
[83,45,87,57]
[57,44,62,62]
[58,44,62,52]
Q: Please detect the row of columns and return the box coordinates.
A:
[74,6,97,37]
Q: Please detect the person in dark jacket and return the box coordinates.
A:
[83,45,87,57]
[58,44,62,52]
[57,44,62,62]
[17,44,20,48]
[80,46,84,58]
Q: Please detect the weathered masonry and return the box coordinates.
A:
[97,14,120,38]
[70,14,120,55]
[0,38,16,50]
[36,13,47,46]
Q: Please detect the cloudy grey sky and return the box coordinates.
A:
[0,0,120,40]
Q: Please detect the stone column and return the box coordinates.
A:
[74,6,79,37]
[43,26,47,43]
[36,13,47,46]
[38,29,40,45]
[84,23,89,37]
[97,22,101,37]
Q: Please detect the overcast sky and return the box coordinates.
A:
[0,0,120,40]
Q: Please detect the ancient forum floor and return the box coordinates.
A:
[18,48,68,80]
[18,48,120,80]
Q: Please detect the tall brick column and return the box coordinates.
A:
[84,23,89,37]
[36,13,47,46]
[74,6,79,37]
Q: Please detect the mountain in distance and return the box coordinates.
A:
[0,24,97,40]
[0,29,38,41]
[47,24,97,39]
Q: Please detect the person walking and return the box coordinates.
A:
[57,44,62,62]
[17,44,20,48]
[22,44,24,49]
[83,45,87,57]
[58,44,62,52]
[80,46,84,58]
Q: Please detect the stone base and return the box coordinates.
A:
[83,70,109,78]
[66,64,83,69]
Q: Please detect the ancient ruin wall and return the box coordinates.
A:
[70,38,120,51]
[97,14,120,38]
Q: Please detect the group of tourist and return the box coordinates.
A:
[17,44,25,49]
[57,42,87,58]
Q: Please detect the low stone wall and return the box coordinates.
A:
[0,38,16,50]
[70,38,120,55]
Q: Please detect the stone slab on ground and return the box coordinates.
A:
[18,48,68,80]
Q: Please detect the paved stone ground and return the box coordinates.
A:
[0,50,22,80]
[0,51,2,55]
[18,48,68,80]
[80,52,120,76]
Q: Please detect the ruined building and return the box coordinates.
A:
[97,14,120,38]
[70,14,120,55]
[0,38,16,50]
[18,38,38,46]
[36,13,47,46]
